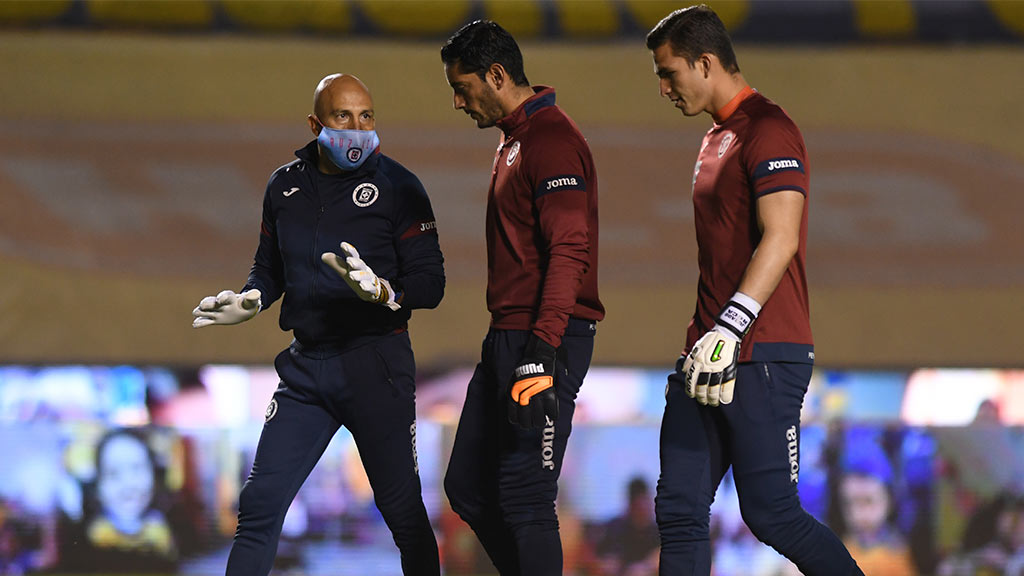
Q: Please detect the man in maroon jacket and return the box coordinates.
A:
[440,19,603,576]
[648,6,863,576]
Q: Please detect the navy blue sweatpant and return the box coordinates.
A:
[226,331,440,576]
[657,361,863,576]
[445,318,596,576]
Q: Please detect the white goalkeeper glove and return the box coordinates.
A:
[192,289,261,328]
[321,242,401,311]
[680,292,760,406]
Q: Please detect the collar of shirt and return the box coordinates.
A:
[712,85,756,124]
[294,139,382,176]
[496,85,557,137]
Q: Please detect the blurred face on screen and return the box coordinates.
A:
[629,493,653,526]
[840,474,890,535]
[1011,507,1024,549]
[652,42,713,117]
[97,434,155,527]
[445,62,505,129]
[995,503,1024,549]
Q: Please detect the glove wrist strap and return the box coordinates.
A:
[715,291,760,339]
[378,279,401,311]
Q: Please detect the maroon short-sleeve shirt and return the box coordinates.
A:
[685,89,814,364]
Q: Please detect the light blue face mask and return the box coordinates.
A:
[316,124,380,171]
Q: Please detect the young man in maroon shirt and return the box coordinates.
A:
[440,19,603,576]
[647,6,864,576]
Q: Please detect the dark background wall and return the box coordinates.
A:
[2,0,1023,368]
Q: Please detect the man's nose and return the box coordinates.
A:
[453,93,465,110]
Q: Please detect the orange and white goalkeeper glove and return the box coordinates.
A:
[321,241,401,311]
[680,292,760,406]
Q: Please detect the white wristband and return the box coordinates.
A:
[715,291,761,339]
[730,291,761,316]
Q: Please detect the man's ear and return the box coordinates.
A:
[699,54,712,78]
[488,63,507,91]
[307,114,321,136]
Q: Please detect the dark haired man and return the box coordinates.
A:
[595,476,660,576]
[440,19,603,576]
[192,74,444,576]
[647,6,864,576]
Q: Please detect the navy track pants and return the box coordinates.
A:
[226,331,440,576]
[657,361,863,576]
[445,318,596,576]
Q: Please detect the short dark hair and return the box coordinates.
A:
[441,19,530,87]
[646,5,740,74]
[627,476,650,501]
[95,428,157,475]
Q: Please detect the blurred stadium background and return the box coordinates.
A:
[1,1,1023,575]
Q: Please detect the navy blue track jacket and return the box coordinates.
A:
[244,140,445,346]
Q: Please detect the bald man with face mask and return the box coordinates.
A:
[192,74,444,576]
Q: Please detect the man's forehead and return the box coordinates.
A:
[319,86,373,111]
[445,62,476,83]
[327,99,373,110]
[652,44,673,62]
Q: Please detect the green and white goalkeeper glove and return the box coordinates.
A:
[192,289,261,328]
[321,241,401,311]
[680,292,760,406]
